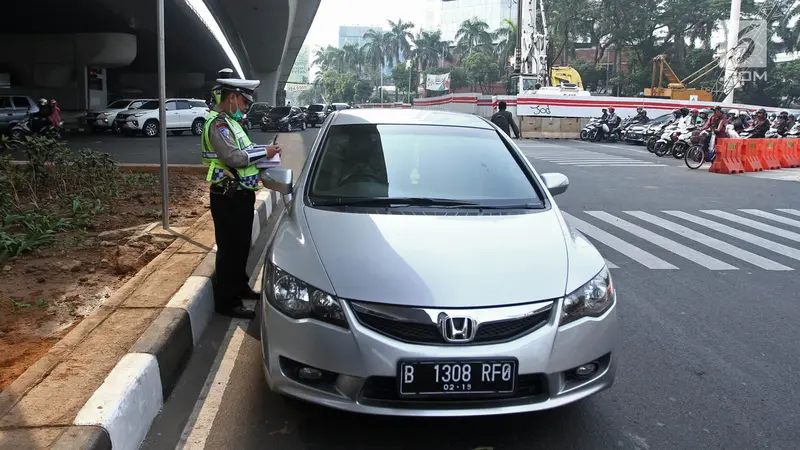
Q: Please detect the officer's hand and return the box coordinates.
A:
[266,145,282,159]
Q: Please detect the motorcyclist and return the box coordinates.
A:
[598,107,620,139]
[744,108,770,138]
[680,108,699,129]
[775,111,791,137]
[700,106,727,152]
[633,106,649,123]
[48,99,62,131]
[600,108,608,121]
[31,98,52,133]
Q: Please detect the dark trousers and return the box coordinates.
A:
[209,186,255,312]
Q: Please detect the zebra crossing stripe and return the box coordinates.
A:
[738,209,800,229]
[664,211,800,263]
[573,164,666,167]
[624,211,793,271]
[605,259,619,269]
[585,211,737,270]
[560,212,678,269]
[701,210,800,243]
[777,209,800,218]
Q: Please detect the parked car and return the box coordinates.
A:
[115,98,209,137]
[85,99,149,133]
[258,108,617,417]
[624,113,672,145]
[305,104,328,127]
[0,95,38,135]
[330,102,351,111]
[261,106,306,132]
[244,102,271,130]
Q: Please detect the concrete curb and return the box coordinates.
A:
[54,190,279,450]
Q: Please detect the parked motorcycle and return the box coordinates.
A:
[9,114,63,140]
[580,118,600,140]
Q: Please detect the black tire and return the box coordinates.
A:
[9,127,25,140]
[286,122,293,132]
[654,142,667,157]
[580,130,589,140]
[300,121,307,131]
[589,129,599,141]
[191,119,204,136]
[646,137,657,152]
[143,120,159,137]
[684,145,706,169]
[673,142,687,159]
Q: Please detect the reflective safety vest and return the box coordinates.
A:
[201,111,261,191]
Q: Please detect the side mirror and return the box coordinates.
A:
[261,168,293,195]
[540,173,569,197]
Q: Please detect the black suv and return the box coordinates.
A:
[305,104,328,128]
[261,106,306,132]
[245,103,271,129]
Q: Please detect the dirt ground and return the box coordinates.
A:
[0,172,210,392]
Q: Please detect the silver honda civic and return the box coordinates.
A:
[259,108,617,417]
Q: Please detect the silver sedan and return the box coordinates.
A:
[258,108,617,417]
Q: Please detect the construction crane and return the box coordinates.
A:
[508,0,585,95]
[644,55,714,101]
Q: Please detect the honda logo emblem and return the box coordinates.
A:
[438,314,478,343]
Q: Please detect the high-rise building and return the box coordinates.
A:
[423,0,516,42]
[288,45,310,84]
[338,25,383,49]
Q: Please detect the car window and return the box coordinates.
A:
[176,100,191,110]
[292,108,301,115]
[130,101,145,109]
[190,100,207,108]
[107,100,131,109]
[269,107,291,116]
[308,104,324,112]
[309,124,542,202]
[12,97,30,109]
[0,97,11,108]
[165,101,176,111]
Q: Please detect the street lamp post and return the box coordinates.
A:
[156,0,169,229]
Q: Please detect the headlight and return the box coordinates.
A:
[560,266,614,326]
[266,264,348,328]
[279,117,288,122]
[99,112,110,117]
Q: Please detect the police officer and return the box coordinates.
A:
[202,76,281,319]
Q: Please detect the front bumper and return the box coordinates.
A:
[306,115,325,124]
[623,131,645,142]
[117,118,143,131]
[261,121,286,130]
[86,115,114,128]
[261,296,617,417]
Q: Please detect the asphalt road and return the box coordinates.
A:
[142,133,800,450]
[4,127,285,165]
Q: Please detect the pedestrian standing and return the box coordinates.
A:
[201,74,281,319]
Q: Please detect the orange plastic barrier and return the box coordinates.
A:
[778,139,800,168]
[710,139,744,174]
[741,140,764,172]
[759,139,782,170]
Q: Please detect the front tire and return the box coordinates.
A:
[300,121,307,131]
[684,145,706,169]
[9,127,25,140]
[143,120,159,137]
[580,130,589,140]
[673,142,687,159]
[654,142,667,157]
[286,123,292,132]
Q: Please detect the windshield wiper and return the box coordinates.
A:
[312,197,543,209]
[313,197,479,207]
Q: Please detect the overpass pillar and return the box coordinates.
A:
[255,71,279,105]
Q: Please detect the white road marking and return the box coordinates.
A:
[625,211,793,271]
[701,210,800,243]
[177,243,269,449]
[573,164,666,167]
[586,211,737,270]
[605,259,619,269]
[561,212,677,269]
[738,209,800,229]
[665,211,800,263]
[176,319,249,450]
[777,208,800,218]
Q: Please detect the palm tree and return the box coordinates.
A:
[362,29,391,99]
[313,45,344,72]
[455,18,493,58]
[386,19,415,67]
[412,30,452,71]
[494,18,517,70]
[341,42,362,74]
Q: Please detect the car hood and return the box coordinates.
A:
[303,208,571,308]
[90,108,127,114]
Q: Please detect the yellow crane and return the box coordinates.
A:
[644,55,714,101]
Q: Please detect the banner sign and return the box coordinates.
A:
[425,73,450,91]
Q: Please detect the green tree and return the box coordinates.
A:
[412,30,452,71]
[362,29,391,93]
[391,63,419,102]
[463,52,499,93]
[353,79,374,103]
[454,18,493,58]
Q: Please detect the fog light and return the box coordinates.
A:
[574,362,599,378]
[298,366,323,381]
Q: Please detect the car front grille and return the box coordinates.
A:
[350,301,552,346]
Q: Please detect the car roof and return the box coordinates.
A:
[330,109,493,129]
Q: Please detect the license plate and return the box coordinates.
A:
[398,359,517,396]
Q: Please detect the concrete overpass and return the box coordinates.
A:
[0,0,320,110]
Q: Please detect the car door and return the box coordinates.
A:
[291,107,302,125]
[175,100,194,128]
[0,97,13,132]
[165,100,180,128]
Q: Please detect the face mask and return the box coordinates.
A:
[229,96,244,120]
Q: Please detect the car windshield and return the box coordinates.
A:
[107,100,132,109]
[308,105,324,112]
[139,101,159,110]
[308,124,544,207]
[268,107,291,117]
[251,104,270,112]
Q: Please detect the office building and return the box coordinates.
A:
[424,0,516,42]
[288,45,310,84]
[338,25,383,49]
